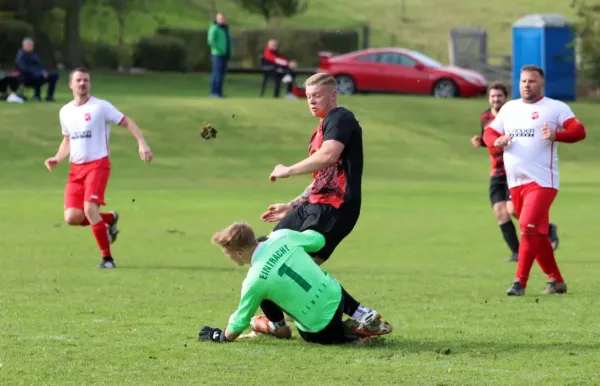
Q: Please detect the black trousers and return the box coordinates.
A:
[0,76,19,94]
[261,67,296,97]
[22,71,59,99]
[261,297,353,345]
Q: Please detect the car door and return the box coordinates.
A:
[349,53,390,91]
[378,52,429,94]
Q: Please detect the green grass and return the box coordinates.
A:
[81,0,575,62]
[1,73,600,385]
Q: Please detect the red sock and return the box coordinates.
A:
[516,233,539,288]
[91,221,112,258]
[536,236,564,282]
[79,213,114,226]
[101,212,115,224]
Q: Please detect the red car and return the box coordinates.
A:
[316,48,488,98]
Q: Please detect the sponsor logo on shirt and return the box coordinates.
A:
[71,130,92,140]
[259,245,290,280]
[509,128,535,138]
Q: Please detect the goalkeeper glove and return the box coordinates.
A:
[198,326,229,343]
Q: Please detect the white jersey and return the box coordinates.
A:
[59,96,125,164]
[488,97,575,190]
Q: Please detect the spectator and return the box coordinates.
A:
[0,65,24,103]
[207,13,231,98]
[16,37,59,102]
[262,39,298,99]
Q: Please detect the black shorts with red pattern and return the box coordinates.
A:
[272,202,360,261]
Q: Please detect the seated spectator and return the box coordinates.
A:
[262,39,298,99]
[16,37,59,102]
[0,66,24,104]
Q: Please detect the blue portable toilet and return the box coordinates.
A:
[512,13,576,100]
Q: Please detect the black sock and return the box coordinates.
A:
[341,287,360,316]
[500,221,519,254]
[260,300,284,323]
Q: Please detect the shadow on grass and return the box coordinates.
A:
[119,265,238,273]
[338,338,600,355]
[223,334,599,356]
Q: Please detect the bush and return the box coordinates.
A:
[133,35,186,72]
[155,28,210,72]
[82,41,122,70]
[153,26,359,72]
[233,28,360,68]
[0,19,34,68]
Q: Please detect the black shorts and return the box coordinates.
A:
[297,298,353,345]
[273,202,359,261]
[489,175,510,206]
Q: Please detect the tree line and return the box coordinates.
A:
[0,0,307,69]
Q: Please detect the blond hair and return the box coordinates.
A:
[305,73,337,89]
[211,222,256,249]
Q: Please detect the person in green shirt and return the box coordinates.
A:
[207,13,231,98]
[198,222,393,344]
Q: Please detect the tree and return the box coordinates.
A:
[570,0,600,84]
[62,0,84,68]
[99,0,149,48]
[235,0,308,25]
[0,0,64,68]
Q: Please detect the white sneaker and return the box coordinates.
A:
[353,306,382,324]
[285,93,298,100]
[6,93,24,104]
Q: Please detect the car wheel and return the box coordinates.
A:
[335,75,356,95]
[433,79,459,98]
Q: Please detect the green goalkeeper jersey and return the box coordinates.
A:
[226,229,342,334]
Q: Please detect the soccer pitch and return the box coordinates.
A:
[0,72,599,385]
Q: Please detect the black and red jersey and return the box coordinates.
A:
[480,108,505,177]
[308,107,363,210]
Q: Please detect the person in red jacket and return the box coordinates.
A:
[263,39,299,99]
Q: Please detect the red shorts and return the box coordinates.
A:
[509,182,557,235]
[64,157,111,209]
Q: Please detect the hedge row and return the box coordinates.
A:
[0,19,359,72]
[138,27,360,72]
[233,28,359,67]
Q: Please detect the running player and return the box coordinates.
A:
[483,65,586,295]
[44,68,153,268]
[472,81,559,262]
[260,73,378,331]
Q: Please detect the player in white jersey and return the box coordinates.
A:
[44,68,153,268]
[483,65,586,296]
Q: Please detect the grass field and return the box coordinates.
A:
[1,73,600,385]
[81,0,575,62]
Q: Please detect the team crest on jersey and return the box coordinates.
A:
[531,111,539,120]
[84,113,91,121]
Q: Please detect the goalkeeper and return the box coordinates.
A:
[198,222,393,345]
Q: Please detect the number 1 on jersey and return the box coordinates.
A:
[278,263,312,292]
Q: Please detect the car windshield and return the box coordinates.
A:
[409,51,444,68]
